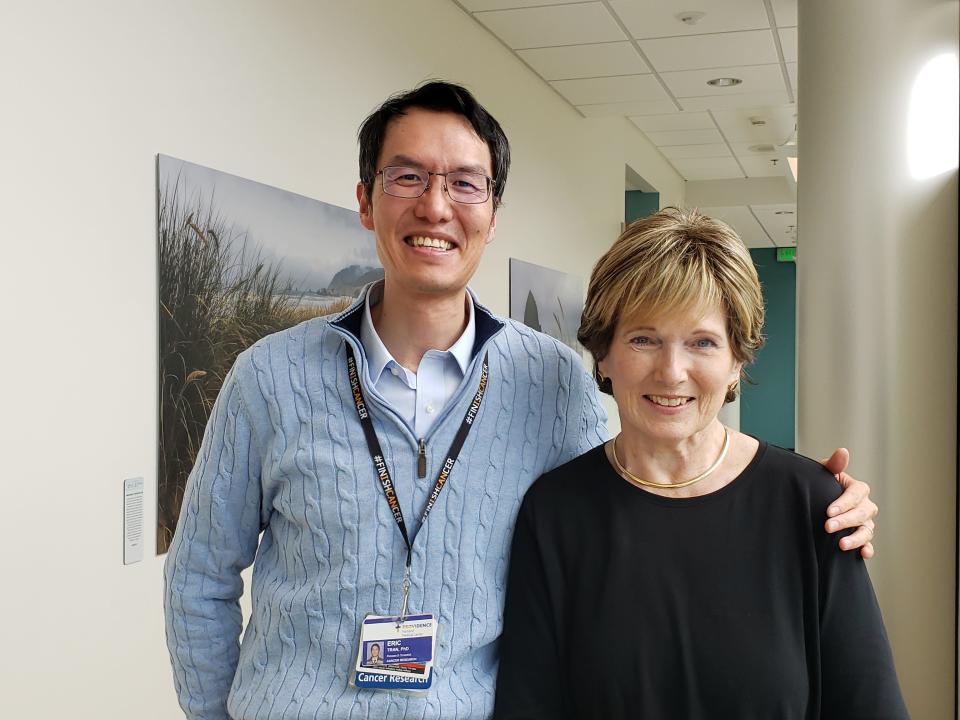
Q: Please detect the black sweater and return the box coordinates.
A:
[494,441,908,719]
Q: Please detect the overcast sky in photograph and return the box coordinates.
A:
[159,155,379,291]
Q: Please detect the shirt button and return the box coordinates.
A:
[391,367,401,377]
[425,404,435,414]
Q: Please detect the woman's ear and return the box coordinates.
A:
[597,356,609,379]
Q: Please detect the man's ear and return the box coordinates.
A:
[485,208,497,245]
[357,182,374,231]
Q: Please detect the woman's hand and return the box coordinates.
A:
[821,448,877,559]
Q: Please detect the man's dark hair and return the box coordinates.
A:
[358,80,510,208]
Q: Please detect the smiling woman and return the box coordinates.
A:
[493,208,908,719]
[583,208,762,475]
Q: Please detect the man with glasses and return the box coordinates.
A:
[164,81,878,720]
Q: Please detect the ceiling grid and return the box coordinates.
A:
[452,0,800,246]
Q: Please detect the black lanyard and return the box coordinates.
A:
[345,344,489,572]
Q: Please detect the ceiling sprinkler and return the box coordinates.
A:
[676,11,706,25]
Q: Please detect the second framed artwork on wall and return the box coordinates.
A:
[508,258,584,355]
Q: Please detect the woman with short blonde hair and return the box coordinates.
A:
[495,208,906,719]
[580,207,765,400]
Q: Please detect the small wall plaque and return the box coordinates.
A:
[123,477,144,565]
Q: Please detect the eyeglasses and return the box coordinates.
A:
[376,166,494,205]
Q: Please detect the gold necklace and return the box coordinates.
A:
[609,426,731,490]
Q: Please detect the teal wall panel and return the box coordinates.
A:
[625,190,660,223]
[741,248,796,449]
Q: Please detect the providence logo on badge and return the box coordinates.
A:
[353,614,437,690]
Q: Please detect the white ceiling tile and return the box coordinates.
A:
[752,203,798,245]
[679,90,791,111]
[670,156,744,180]
[786,62,798,97]
[609,0,771,39]
[646,128,724,145]
[739,155,786,177]
[711,105,796,143]
[517,42,649,80]
[662,64,786,97]
[659,143,731,159]
[778,27,797,62]
[474,4,625,49]
[698,206,772,248]
[552,74,667,105]
[459,0,585,10]
[770,0,798,27]
[630,111,715,131]
[578,99,680,116]
[639,30,779,72]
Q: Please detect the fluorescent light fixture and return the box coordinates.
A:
[707,77,742,87]
[776,121,799,189]
[776,145,798,190]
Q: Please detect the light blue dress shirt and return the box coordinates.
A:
[360,288,475,439]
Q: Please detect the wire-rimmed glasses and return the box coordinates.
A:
[376,166,494,204]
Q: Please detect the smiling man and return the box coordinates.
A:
[163,81,878,720]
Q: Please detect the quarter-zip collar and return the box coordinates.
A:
[331,280,505,362]
[330,281,505,447]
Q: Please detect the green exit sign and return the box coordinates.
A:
[777,247,796,263]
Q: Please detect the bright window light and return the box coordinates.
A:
[907,53,959,179]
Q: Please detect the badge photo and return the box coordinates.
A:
[353,613,438,692]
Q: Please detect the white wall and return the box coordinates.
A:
[0,2,682,716]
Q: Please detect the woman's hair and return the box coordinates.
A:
[578,207,765,400]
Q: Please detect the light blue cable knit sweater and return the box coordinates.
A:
[164,286,608,720]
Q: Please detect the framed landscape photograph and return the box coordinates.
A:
[156,155,380,552]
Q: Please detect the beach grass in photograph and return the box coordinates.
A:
[157,178,353,553]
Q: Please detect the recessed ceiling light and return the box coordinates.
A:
[775,210,794,215]
[707,77,742,87]
[749,143,776,152]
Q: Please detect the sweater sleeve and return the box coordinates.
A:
[813,479,909,718]
[494,488,567,720]
[163,363,264,720]
[577,379,608,455]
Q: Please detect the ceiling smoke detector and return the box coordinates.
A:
[707,77,742,87]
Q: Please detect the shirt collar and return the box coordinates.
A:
[359,284,476,382]
[447,293,476,375]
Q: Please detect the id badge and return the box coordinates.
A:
[352,613,437,692]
